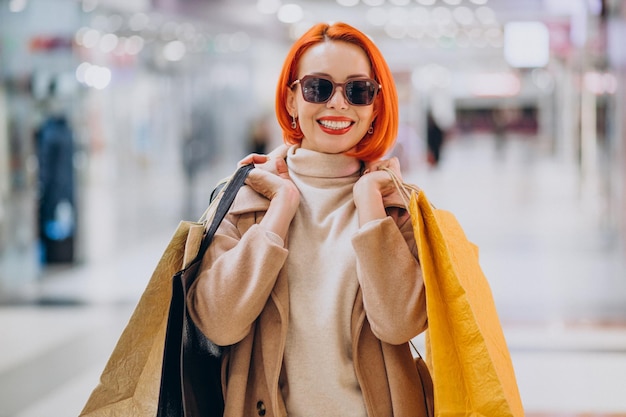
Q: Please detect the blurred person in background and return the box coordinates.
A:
[188,22,428,416]
[246,116,271,155]
[492,106,508,155]
[182,108,217,218]
[35,88,77,264]
[426,110,445,167]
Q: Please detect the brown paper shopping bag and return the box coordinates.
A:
[79,220,205,416]
[80,164,252,417]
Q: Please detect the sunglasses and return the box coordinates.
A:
[290,75,381,106]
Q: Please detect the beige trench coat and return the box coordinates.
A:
[187,183,428,417]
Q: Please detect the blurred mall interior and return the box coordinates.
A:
[1,0,626,415]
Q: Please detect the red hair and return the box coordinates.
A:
[275,22,399,162]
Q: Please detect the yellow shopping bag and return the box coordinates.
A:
[410,190,524,417]
[385,168,524,416]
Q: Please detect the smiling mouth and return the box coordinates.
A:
[318,119,353,130]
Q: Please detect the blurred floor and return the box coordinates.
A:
[1,133,626,416]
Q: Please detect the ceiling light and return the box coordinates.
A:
[82,29,101,49]
[9,0,27,12]
[125,35,145,55]
[388,6,408,22]
[81,0,98,13]
[453,6,474,26]
[277,4,303,23]
[80,64,112,90]
[475,6,496,25]
[74,27,89,46]
[366,7,388,26]
[504,21,550,68]
[129,13,149,31]
[163,40,186,61]
[385,22,407,39]
[75,63,90,84]
[484,27,502,41]
[99,33,118,53]
[409,7,430,25]
[337,0,359,6]
[432,7,452,24]
[257,0,281,14]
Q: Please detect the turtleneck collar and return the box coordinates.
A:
[286,145,362,179]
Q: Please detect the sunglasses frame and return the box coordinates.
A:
[290,75,381,106]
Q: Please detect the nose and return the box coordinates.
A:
[326,86,349,109]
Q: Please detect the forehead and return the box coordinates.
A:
[298,41,372,78]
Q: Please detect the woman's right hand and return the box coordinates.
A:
[238,146,300,242]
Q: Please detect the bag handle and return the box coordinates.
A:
[383,168,429,361]
[381,167,420,210]
[187,163,254,270]
[409,339,424,359]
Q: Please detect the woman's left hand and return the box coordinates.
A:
[355,156,403,199]
[353,157,403,226]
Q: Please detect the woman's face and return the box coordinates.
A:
[287,41,377,155]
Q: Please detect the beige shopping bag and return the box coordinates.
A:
[78,166,241,416]
[79,219,207,416]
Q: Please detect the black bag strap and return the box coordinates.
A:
[189,163,253,270]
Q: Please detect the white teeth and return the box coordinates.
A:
[319,119,351,130]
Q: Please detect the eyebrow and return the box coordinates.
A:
[305,72,373,79]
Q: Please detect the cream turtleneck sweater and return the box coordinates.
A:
[280,146,368,417]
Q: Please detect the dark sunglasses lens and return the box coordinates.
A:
[346,80,377,105]
[302,78,334,103]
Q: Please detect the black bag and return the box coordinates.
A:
[156,164,254,417]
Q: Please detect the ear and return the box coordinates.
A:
[286,88,297,117]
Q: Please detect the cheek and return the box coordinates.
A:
[297,102,319,122]
[359,107,376,126]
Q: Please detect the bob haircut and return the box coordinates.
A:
[275,22,399,162]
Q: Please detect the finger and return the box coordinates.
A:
[245,168,283,200]
[238,154,255,166]
[275,158,290,178]
[363,164,387,175]
[386,157,400,171]
[238,153,269,166]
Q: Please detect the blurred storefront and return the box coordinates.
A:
[0,0,625,304]
[0,0,287,300]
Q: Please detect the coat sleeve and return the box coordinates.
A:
[187,213,288,346]
[351,212,427,345]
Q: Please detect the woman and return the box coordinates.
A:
[188,22,428,417]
